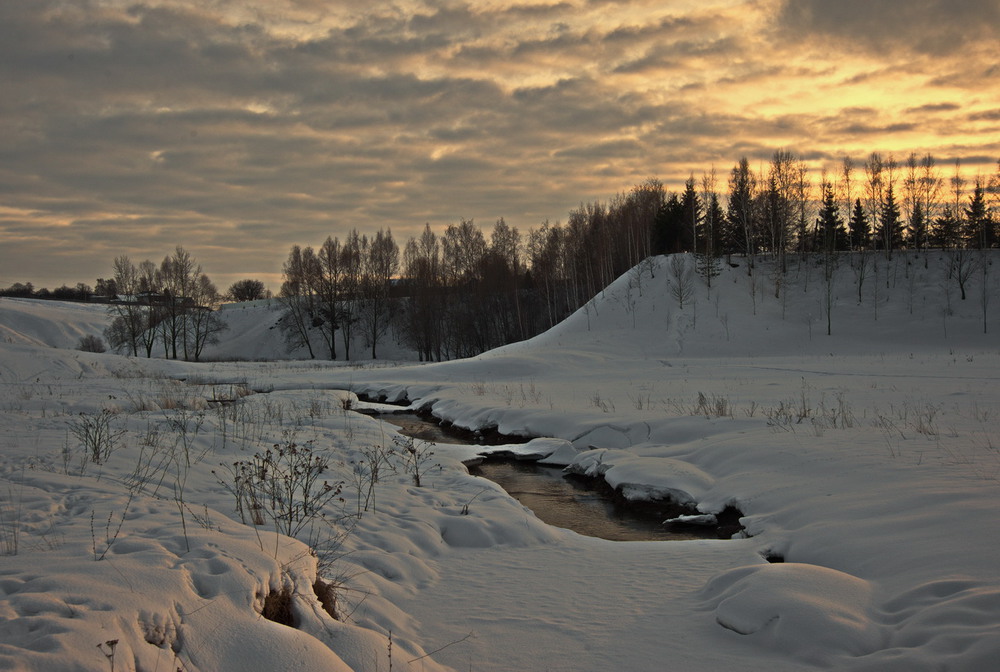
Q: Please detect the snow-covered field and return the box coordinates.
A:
[1,252,998,671]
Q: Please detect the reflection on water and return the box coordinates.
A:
[469,461,716,542]
[376,412,516,445]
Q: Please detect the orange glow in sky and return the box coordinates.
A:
[0,0,997,289]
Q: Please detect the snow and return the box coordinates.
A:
[0,251,998,671]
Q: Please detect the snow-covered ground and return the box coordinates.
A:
[1,251,997,671]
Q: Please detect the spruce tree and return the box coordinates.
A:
[908,201,927,250]
[849,199,870,250]
[817,183,848,252]
[877,185,903,254]
[931,207,961,249]
[965,181,994,249]
[680,177,701,253]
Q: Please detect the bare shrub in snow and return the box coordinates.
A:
[394,435,437,487]
[668,255,695,309]
[350,442,396,516]
[69,409,125,465]
[695,392,730,417]
[215,439,344,536]
[77,334,106,353]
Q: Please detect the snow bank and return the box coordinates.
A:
[565,448,715,506]
[701,563,881,664]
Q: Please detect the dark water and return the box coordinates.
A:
[376,412,515,445]
[469,460,716,541]
[377,412,723,542]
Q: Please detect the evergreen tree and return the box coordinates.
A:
[931,207,961,249]
[849,199,870,250]
[877,184,903,254]
[908,201,927,250]
[680,176,701,253]
[653,193,684,254]
[817,183,848,252]
[965,180,994,249]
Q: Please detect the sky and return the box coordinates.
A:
[1,0,998,292]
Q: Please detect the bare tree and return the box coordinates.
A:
[668,254,695,309]
[185,273,226,361]
[360,228,399,358]
[767,150,797,277]
[279,245,317,359]
[400,224,444,361]
[137,260,162,357]
[315,236,342,359]
[698,168,721,290]
[106,255,142,356]
[227,279,268,302]
[980,250,991,334]
[339,230,364,360]
[728,157,758,271]
[157,247,201,360]
[486,218,528,342]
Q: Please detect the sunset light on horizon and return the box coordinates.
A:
[1,0,997,291]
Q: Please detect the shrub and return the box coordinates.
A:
[77,334,107,353]
[215,439,343,536]
[69,409,125,464]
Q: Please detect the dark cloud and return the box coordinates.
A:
[906,103,962,114]
[969,110,1000,122]
[0,0,993,289]
[776,0,1000,56]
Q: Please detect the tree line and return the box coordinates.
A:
[3,149,996,361]
[275,151,997,360]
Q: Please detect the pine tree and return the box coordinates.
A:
[931,207,961,249]
[817,183,848,252]
[877,185,903,254]
[908,201,927,250]
[849,199,870,250]
[965,180,994,249]
[680,177,701,253]
[653,193,685,254]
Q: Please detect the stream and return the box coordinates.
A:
[375,411,731,542]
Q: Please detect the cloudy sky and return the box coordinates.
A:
[2,0,997,291]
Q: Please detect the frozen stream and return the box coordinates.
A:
[376,411,722,541]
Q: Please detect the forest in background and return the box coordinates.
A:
[3,151,998,361]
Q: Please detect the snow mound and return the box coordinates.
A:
[701,563,881,664]
[476,437,579,464]
[534,438,581,466]
[566,449,714,505]
[0,474,356,672]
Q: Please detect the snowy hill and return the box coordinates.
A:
[525,250,995,358]
[0,252,998,672]
[0,298,112,349]
[4,250,995,361]
[0,296,418,361]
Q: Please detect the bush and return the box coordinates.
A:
[77,334,107,353]
[215,439,343,536]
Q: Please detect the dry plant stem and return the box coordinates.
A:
[91,493,133,561]
[216,439,343,536]
[407,631,475,664]
[0,475,25,556]
[70,409,125,465]
[393,435,436,487]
